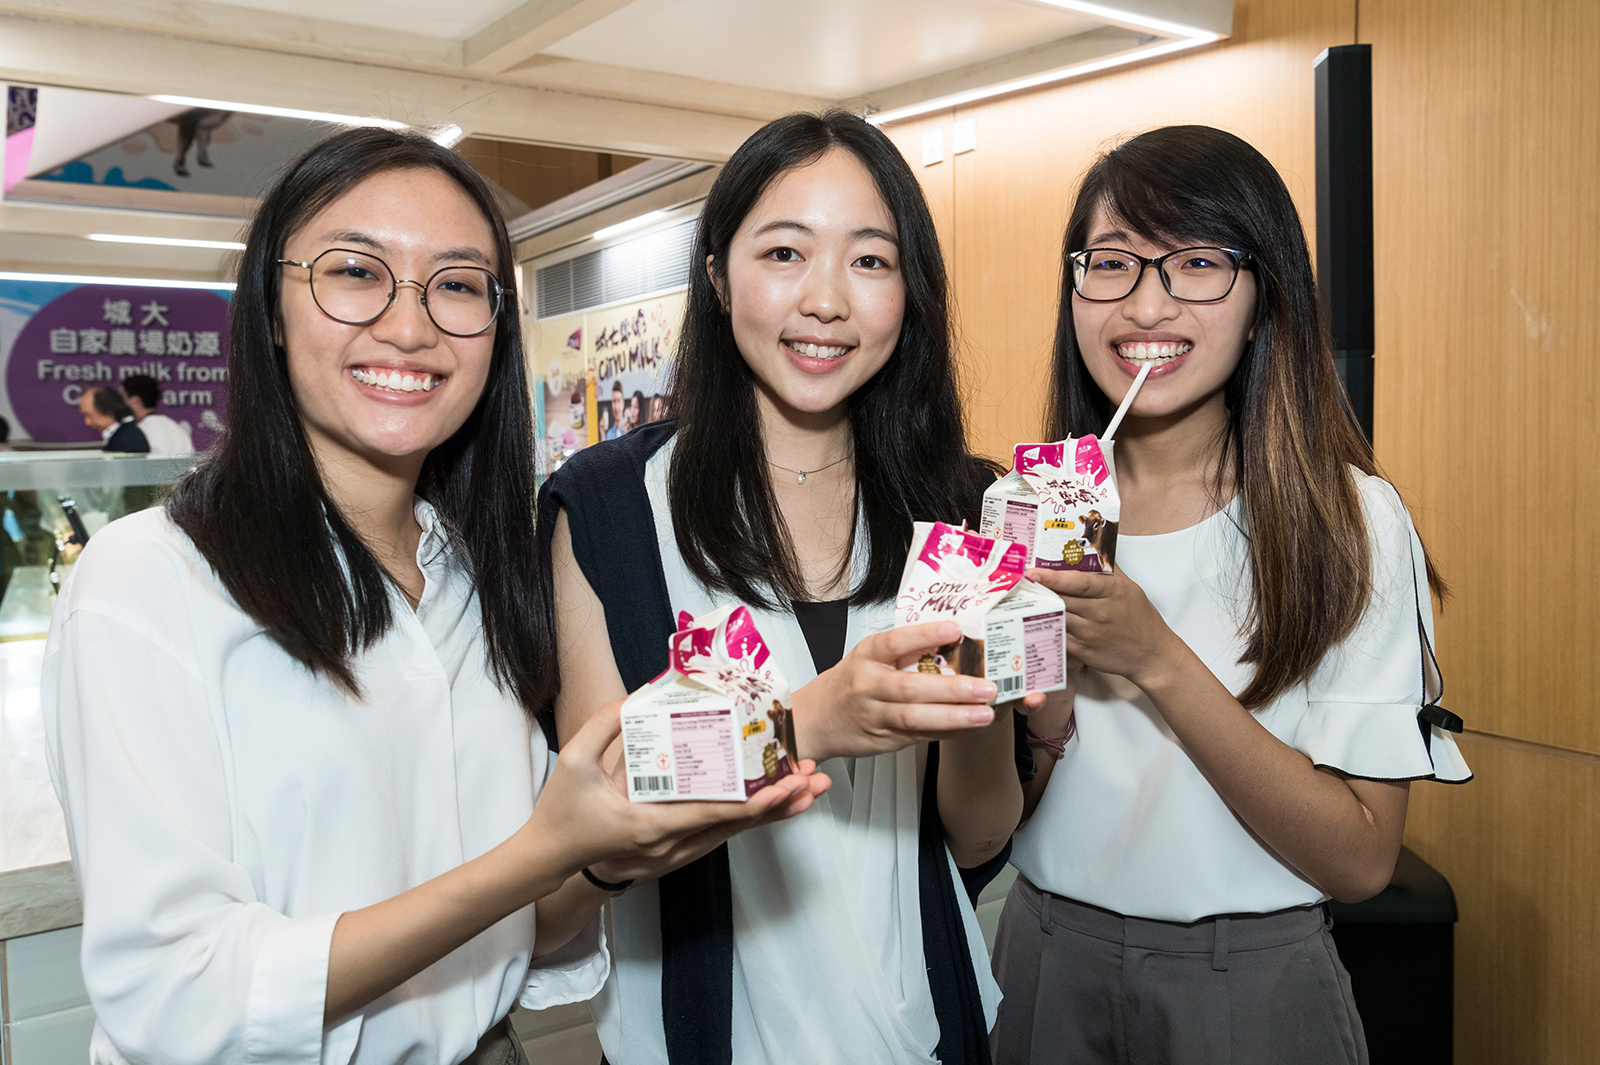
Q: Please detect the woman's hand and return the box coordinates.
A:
[1026,567,1183,690]
[530,702,831,885]
[791,620,1000,763]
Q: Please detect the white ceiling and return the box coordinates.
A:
[543,0,1098,98]
[0,0,1231,278]
[205,0,529,42]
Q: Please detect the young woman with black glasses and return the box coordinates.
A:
[989,125,1471,1065]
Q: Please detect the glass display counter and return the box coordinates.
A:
[0,452,194,640]
[0,452,192,1063]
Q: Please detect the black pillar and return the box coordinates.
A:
[1314,44,1375,445]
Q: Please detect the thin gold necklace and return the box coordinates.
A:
[768,453,850,485]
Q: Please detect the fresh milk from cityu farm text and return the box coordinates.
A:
[980,437,1121,573]
[621,605,800,803]
[893,521,1068,704]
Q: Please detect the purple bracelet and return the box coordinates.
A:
[1026,712,1077,756]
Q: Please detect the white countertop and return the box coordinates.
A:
[0,637,81,939]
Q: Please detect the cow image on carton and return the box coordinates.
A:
[894,521,1069,704]
[620,605,798,803]
[980,436,1121,573]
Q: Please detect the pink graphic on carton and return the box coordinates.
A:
[1074,434,1112,486]
[669,605,774,692]
[1013,442,1067,478]
[897,521,1027,628]
[1004,437,1120,573]
[1013,438,1113,511]
[660,606,797,797]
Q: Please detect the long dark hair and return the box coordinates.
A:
[669,110,993,607]
[1046,125,1443,709]
[168,126,553,711]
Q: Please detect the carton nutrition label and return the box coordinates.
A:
[670,709,739,797]
[1023,612,1066,690]
[1001,501,1039,555]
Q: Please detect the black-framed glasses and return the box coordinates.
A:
[1069,246,1251,303]
[277,248,503,337]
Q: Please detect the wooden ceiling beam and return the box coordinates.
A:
[0,11,760,160]
[463,0,633,74]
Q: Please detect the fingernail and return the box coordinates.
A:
[970,681,997,700]
[938,621,961,641]
[968,707,994,725]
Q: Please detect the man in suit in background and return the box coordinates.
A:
[78,388,150,453]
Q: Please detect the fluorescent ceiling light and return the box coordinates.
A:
[593,210,668,241]
[431,124,466,147]
[1035,0,1220,39]
[89,233,246,251]
[0,270,235,291]
[148,94,408,130]
[868,33,1216,125]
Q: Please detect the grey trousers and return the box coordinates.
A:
[460,1018,531,1065]
[990,876,1368,1065]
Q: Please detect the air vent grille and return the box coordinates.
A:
[535,219,696,319]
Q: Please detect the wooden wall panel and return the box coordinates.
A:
[882,0,1600,1058]
[1405,734,1600,1065]
[881,115,956,260]
[925,0,1355,461]
[1365,0,1600,756]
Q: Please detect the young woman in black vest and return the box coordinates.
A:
[545,111,1028,1064]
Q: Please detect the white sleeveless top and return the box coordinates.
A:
[587,440,1002,1065]
[1011,472,1471,922]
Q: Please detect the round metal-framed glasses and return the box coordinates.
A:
[1069,246,1251,303]
[277,248,503,338]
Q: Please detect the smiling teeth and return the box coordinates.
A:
[351,367,440,392]
[787,340,850,360]
[1119,342,1192,363]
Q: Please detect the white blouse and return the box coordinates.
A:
[587,441,1000,1065]
[1011,472,1471,922]
[42,503,605,1065]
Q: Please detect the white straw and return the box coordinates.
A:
[1101,362,1152,444]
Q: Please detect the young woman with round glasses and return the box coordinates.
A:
[989,125,1471,1064]
[42,127,826,1065]
[544,110,1028,1064]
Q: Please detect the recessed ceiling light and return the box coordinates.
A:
[89,234,246,251]
[148,94,408,130]
[868,34,1216,125]
[0,270,235,291]
[593,210,669,242]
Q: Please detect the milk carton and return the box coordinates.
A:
[980,437,1121,573]
[621,605,799,803]
[893,521,1068,703]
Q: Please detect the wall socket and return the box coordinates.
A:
[921,130,945,166]
[953,118,977,155]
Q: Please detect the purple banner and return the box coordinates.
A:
[4,283,230,449]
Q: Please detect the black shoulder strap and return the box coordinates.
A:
[538,423,734,1065]
[1406,536,1463,736]
[921,743,999,1065]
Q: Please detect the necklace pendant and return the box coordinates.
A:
[796,472,807,484]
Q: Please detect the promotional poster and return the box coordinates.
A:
[530,290,683,477]
[0,276,231,448]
